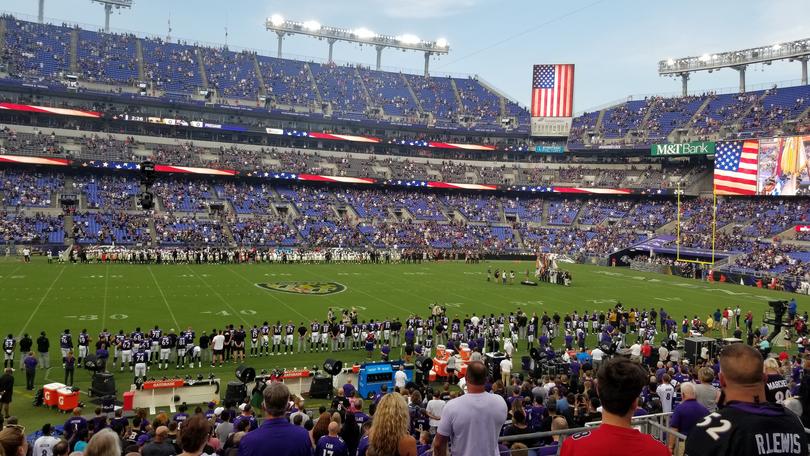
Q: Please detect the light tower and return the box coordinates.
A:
[265,15,449,75]
[91,0,133,33]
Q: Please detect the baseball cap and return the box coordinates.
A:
[238,403,250,412]
[214,407,224,416]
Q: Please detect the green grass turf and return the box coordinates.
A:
[1,256,808,430]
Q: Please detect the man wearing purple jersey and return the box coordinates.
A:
[315,422,348,456]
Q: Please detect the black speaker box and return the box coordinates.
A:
[90,372,116,397]
[323,359,343,376]
[225,381,247,404]
[309,375,333,399]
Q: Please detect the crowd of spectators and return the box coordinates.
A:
[72,211,151,245]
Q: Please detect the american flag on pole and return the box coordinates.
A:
[531,64,574,117]
[713,140,759,195]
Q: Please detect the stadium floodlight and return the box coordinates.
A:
[353,27,377,39]
[91,0,132,33]
[269,14,285,27]
[265,15,449,74]
[397,34,421,45]
[302,20,321,32]
[659,36,810,95]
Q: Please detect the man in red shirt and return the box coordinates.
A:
[560,357,670,456]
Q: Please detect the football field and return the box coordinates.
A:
[1,257,807,428]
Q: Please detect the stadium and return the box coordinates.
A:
[0,1,810,455]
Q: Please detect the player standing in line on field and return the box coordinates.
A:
[112,330,124,367]
[284,321,295,354]
[260,322,270,357]
[77,329,91,366]
[2,335,15,368]
[149,326,162,362]
[249,325,260,358]
[232,325,246,364]
[310,320,320,353]
[119,335,133,371]
[321,321,330,352]
[176,331,188,369]
[159,333,172,370]
[211,330,225,367]
[132,347,148,382]
[297,322,307,353]
[60,329,72,367]
[271,321,282,355]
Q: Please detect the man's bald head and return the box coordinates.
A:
[155,426,169,440]
[719,343,764,387]
[328,421,340,436]
[680,382,696,400]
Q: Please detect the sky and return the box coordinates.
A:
[9,0,810,112]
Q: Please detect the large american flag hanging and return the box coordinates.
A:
[714,140,759,195]
[531,64,574,117]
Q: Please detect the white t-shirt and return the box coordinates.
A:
[470,316,480,327]
[500,358,512,375]
[33,435,60,456]
[426,398,446,428]
[212,334,225,350]
[437,392,507,456]
[395,370,407,389]
[630,343,642,357]
[656,383,675,413]
[591,348,604,361]
[503,340,514,357]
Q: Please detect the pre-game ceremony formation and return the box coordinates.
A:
[2,1,810,456]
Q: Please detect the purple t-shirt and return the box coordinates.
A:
[670,399,709,435]
[315,435,347,456]
[356,435,369,456]
[536,441,559,456]
[238,417,311,456]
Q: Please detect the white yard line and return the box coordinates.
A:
[147,266,180,328]
[184,265,250,325]
[18,266,66,337]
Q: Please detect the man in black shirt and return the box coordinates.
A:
[685,343,807,456]
[36,332,50,369]
[198,332,210,365]
[18,334,32,370]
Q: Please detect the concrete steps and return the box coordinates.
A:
[195,49,209,89]
[69,29,79,74]
[305,63,324,107]
[135,39,145,81]
[252,53,266,96]
[401,73,423,113]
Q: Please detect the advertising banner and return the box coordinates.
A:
[650,141,715,157]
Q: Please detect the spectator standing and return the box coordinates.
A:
[668,383,708,454]
[656,374,675,413]
[694,367,719,412]
[685,344,808,456]
[315,422,347,456]
[37,331,50,369]
[367,393,417,456]
[141,427,175,456]
[394,365,407,390]
[23,352,37,390]
[177,415,213,456]
[238,382,311,456]
[33,424,61,456]
[0,423,29,456]
[425,390,445,436]
[0,367,14,418]
[500,356,512,385]
[560,358,669,456]
[432,361,508,456]
[84,428,122,456]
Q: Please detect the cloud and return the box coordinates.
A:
[374,0,479,19]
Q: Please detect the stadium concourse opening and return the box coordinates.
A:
[2,3,810,456]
